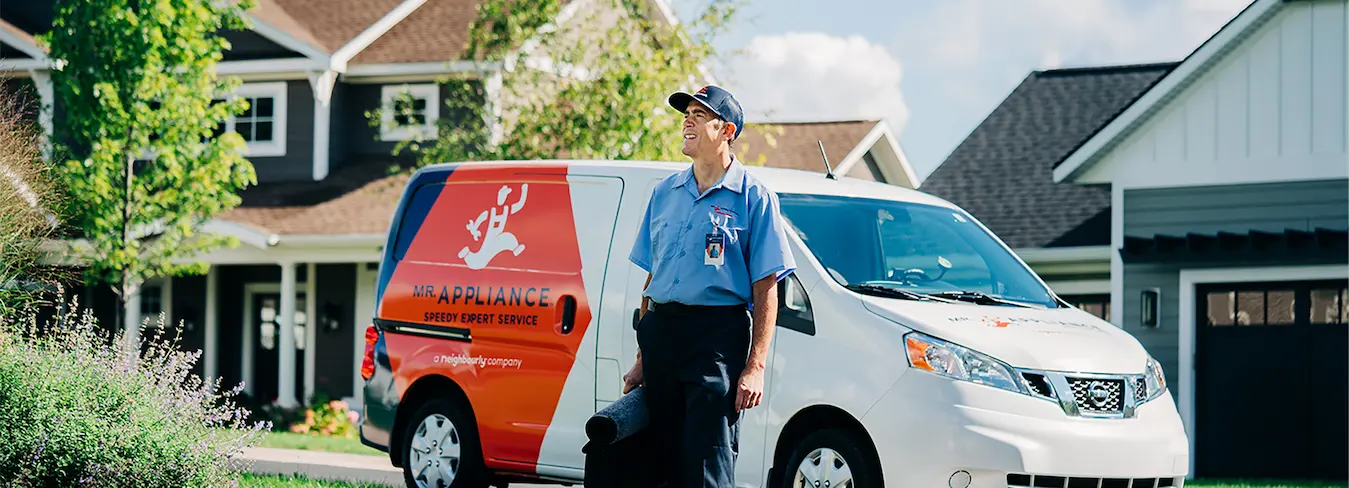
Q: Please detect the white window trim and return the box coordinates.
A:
[223,81,288,157]
[380,83,439,141]
[1176,264,1349,478]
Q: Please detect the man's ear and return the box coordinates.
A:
[723,122,737,142]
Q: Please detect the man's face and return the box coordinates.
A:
[681,101,731,158]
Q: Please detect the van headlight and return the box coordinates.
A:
[1142,356,1166,403]
[904,331,1024,395]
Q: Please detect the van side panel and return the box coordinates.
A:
[376,164,602,471]
[534,173,625,476]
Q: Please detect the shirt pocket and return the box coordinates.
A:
[699,212,743,261]
[650,214,678,262]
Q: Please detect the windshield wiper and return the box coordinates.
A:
[927,290,1043,308]
[845,283,956,303]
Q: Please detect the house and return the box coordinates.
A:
[927,0,1347,481]
[734,119,920,188]
[919,61,1178,321]
[0,0,688,411]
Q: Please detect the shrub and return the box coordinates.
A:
[287,394,359,438]
[0,297,269,487]
[0,78,68,316]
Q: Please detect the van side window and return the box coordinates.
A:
[777,273,814,335]
[391,183,445,261]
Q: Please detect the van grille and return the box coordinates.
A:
[1007,474,1179,488]
[1068,377,1124,413]
[1022,372,1054,397]
[1014,368,1146,419]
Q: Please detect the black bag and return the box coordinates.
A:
[582,387,663,487]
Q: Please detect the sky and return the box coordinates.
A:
[665,0,1255,182]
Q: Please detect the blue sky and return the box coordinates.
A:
[665,0,1253,181]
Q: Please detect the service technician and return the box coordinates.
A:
[623,84,797,487]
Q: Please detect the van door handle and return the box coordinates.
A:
[558,295,578,334]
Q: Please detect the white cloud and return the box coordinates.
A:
[718,32,910,133]
[895,0,1252,74]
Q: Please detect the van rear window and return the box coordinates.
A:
[392,183,445,261]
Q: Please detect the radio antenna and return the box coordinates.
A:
[817,140,837,180]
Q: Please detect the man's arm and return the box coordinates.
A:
[623,272,652,393]
[737,274,777,411]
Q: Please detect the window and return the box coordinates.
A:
[217,82,287,157]
[380,84,439,141]
[1203,280,1348,327]
[778,193,1060,308]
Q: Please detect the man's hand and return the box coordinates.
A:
[736,363,765,411]
[622,357,643,393]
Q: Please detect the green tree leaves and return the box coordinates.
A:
[38,0,258,336]
[375,0,745,166]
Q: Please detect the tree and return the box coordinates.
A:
[37,0,258,345]
[372,0,770,166]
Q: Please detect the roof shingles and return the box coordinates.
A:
[918,62,1177,249]
[735,120,877,176]
[349,0,484,64]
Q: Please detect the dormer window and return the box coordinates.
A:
[380,84,439,141]
[217,82,288,157]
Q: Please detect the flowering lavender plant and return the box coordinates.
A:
[0,295,269,487]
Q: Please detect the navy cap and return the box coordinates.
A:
[668,85,744,140]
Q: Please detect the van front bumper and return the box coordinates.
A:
[860,369,1190,488]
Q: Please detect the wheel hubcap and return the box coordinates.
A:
[793,447,853,488]
[409,413,462,488]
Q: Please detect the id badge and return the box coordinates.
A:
[705,233,725,266]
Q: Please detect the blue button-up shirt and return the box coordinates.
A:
[629,156,797,306]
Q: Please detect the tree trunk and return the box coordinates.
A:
[121,148,136,349]
[122,276,141,350]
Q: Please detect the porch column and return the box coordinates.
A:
[277,262,298,408]
[204,266,218,392]
[304,262,316,403]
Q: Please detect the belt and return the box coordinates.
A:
[647,300,746,315]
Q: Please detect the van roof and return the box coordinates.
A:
[413,159,959,210]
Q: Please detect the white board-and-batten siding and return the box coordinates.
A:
[1078,0,1348,190]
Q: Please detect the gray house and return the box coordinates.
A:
[929,0,1347,481]
[0,0,683,412]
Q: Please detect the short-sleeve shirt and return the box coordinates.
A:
[628,155,797,306]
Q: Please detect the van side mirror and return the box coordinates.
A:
[777,274,814,336]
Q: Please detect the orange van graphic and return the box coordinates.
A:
[377,164,592,468]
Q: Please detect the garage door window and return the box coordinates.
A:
[1310,286,1347,324]
[1206,281,1347,326]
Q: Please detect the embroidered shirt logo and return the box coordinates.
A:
[459,184,528,270]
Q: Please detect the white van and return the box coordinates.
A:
[358,159,1190,488]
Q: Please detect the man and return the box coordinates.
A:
[623,84,796,487]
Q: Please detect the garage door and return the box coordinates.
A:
[1195,279,1347,481]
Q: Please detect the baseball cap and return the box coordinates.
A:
[668,85,744,140]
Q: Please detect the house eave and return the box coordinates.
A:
[1013,245,1112,264]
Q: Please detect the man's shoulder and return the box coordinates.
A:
[739,170,780,206]
[650,168,688,195]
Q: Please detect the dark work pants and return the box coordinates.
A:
[636,302,752,488]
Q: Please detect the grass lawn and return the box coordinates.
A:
[256,431,382,455]
[1188,480,1348,488]
[239,473,395,487]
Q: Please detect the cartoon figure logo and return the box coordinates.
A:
[459,183,528,270]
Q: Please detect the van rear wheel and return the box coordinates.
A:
[401,397,490,488]
[781,428,880,488]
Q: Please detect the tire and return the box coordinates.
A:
[400,397,491,488]
[780,428,881,488]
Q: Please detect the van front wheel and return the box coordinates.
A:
[781,428,880,488]
[401,397,490,488]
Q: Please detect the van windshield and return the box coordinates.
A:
[777,193,1060,309]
